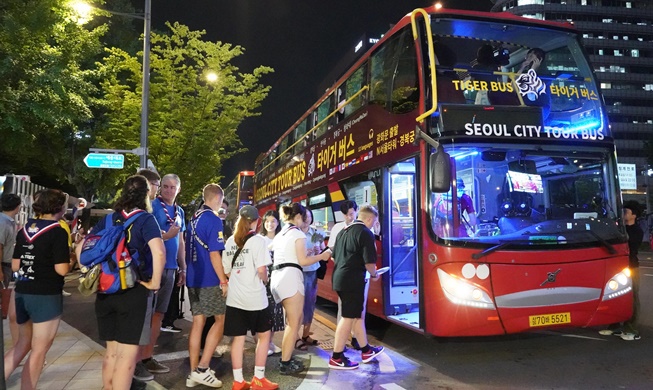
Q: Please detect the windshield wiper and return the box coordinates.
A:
[472,242,512,260]
[561,230,617,254]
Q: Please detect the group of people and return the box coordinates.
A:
[1,171,388,389]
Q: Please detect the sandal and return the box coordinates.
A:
[294,338,308,351]
[302,336,318,346]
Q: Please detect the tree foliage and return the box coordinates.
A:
[0,0,107,193]
[98,22,273,203]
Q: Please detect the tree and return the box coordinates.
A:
[98,22,273,203]
[0,0,107,189]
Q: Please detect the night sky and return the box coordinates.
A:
[152,0,493,186]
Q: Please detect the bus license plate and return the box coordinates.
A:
[529,312,571,327]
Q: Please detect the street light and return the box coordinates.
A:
[71,0,151,169]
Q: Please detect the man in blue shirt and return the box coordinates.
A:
[137,173,186,379]
[185,183,228,387]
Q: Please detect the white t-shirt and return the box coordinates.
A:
[222,233,272,310]
[270,225,306,303]
[327,221,347,249]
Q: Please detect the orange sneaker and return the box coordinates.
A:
[232,380,251,390]
[250,376,279,390]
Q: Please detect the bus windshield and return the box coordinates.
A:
[431,18,604,132]
[430,144,625,247]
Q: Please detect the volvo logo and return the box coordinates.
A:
[540,268,561,286]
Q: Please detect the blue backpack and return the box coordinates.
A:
[80,211,145,294]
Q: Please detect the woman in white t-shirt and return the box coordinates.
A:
[222,205,277,390]
[270,203,332,375]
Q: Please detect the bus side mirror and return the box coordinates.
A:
[430,145,451,193]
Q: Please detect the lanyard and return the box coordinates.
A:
[157,197,178,225]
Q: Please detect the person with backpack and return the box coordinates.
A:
[3,189,72,389]
[185,184,229,388]
[222,205,278,390]
[76,175,165,390]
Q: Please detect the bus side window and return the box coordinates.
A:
[391,36,419,114]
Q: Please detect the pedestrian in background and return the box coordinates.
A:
[600,200,644,340]
[329,205,384,370]
[4,189,73,389]
[270,203,331,375]
[76,176,165,389]
[258,210,283,356]
[296,207,323,350]
[223,205,278,390]
[0,193,21,344]
[185,184,229,388]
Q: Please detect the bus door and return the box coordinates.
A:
[384,158,421,329]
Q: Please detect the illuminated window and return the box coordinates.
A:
[601,83,612,89]
[631,49,639,57]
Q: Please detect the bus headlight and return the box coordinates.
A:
[437,269,495,309]
[602,268,632,301]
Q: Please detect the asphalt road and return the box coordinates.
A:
[60,253,653,389]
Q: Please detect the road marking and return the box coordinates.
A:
[380,384,408,390]
[536,330,607,341]
[377,350,396,373]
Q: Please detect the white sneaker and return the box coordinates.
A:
[187,369,222,388]
[267,343,281,356]
[62,290,71,296]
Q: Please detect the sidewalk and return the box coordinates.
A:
[2,319,167,390]
[2,310,338,390]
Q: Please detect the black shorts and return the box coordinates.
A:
[337,290,365,319]
[223,305,272,337]
[95,284,154,345]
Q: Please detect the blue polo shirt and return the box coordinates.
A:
[186,206,225,288]
[152,198,186,269]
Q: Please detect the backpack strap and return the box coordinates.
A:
[188,208,212,262]
[231,231,256,268]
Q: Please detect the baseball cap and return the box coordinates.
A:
[239,205,259,221]
[456,178,465,189]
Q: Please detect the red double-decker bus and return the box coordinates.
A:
[223,170,255,228]
[254,7,633,336]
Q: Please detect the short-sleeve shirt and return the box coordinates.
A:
[13,219,70,295]
[90,210,162,280]
[327,221,346,249]
[331,221,376,293]
[186,206,225,288]
[0,213,17,265]
[152,198,186,269]
[222,233,271,310]
[302,227,321,272]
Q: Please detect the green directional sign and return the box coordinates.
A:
[83,153,125,169]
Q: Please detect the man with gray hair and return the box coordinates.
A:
[134,173,187,381]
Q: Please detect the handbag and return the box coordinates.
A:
[78,264,102,296]
[316,260,328,280]
[1,282,11,319]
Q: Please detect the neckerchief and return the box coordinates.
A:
[157,196,179,225]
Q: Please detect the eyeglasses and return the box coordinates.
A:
[150,182,160,188]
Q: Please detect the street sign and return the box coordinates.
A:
[83,153,125,169]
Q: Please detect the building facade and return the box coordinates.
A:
[491,0,653,211]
